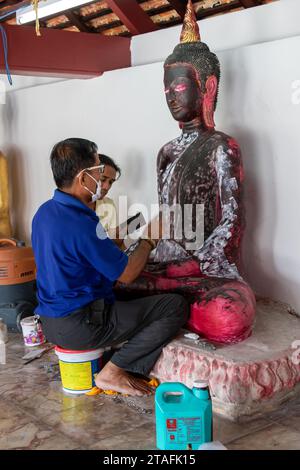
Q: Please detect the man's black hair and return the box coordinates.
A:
[50,138,98,188]
[98,153,121,178]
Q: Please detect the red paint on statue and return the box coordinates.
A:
[122,270,255,344]
[188,281,256,343]
[166,259,202,278]
[228,137,245,183]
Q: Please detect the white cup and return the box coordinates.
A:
[20,316,46,347]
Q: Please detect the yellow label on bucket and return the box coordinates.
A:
[59,361,92,391]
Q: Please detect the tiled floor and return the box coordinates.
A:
[0,334,300,450]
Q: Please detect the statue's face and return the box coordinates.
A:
[164,64,202,123]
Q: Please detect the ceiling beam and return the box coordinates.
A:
[64,10,91,33]
[240,0,262,7]
[167,0,186,19]
[105,0,158,35]
[0,24,131,78]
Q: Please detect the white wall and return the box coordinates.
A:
[1,0,300,313]
[0,64,170,243]
[0,75,66,92]
[0,74,68,168]
[218,36,300,313]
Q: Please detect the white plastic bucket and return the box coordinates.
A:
[55,346,104,394]
[20,316,46,347]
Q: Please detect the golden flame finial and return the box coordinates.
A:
[180,0,200,43]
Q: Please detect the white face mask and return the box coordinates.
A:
[83,173,102,203]
[77,164,104,203]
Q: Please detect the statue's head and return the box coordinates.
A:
[164,0,220,130]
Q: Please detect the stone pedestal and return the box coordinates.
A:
[151,298,300,421]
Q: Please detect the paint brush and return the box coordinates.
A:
[22,344,54,364]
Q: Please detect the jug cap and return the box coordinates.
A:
[193,380,209,389]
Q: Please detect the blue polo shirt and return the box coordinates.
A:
[31,189,128,318]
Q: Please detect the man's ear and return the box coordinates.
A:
[77,171,85,187]
[202,75,218,130]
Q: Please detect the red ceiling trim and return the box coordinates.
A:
[0,24,131,78]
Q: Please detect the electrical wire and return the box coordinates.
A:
[0,7,25,86]
[0,25,12,85]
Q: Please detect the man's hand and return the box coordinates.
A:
[118,238,153,284]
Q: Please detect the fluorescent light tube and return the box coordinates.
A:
[16,0,93,25]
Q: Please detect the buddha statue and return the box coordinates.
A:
[119,0,256,344]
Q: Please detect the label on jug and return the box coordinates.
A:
[166,417,202,444]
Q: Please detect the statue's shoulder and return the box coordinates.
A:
[158,136,178,155]
[206,131,242,156]
[157,137,178,167]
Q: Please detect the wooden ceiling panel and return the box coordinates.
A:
[141,0,170,12]
[63,25,80,32]
[46,15,69,28]
[87,11,121,30]
[101,24,129,35]
[6,17,17,25]
[151,9,181,25]
[79,1,110,17]
[194,0,240,14]
[0,0,279,37]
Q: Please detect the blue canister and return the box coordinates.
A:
[155,380,213,450]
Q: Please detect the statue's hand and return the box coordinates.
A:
[196,243,241,280]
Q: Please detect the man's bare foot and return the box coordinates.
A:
[95,361,153,397]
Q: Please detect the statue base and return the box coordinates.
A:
[151,298,300,422]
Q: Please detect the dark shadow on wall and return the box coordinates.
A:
[6,145,29,245]
[2,92,27,242]
[236,128,277,291]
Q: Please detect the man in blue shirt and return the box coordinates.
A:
[32,138,188,397]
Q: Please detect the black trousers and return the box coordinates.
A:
[40,294,188,376]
